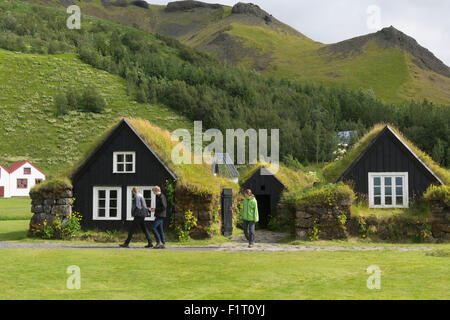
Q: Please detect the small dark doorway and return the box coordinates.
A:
[255,195,271,228]
[0,186,4,198]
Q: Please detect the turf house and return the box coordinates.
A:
[240,165,316,228]
[70,118,238,237]
[323,125,448,208]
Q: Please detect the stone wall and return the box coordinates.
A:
[428,200,450,240]
[347,215,435,242]
[173,186,221,239]
[295,198,352,240]
[28,186,73,237]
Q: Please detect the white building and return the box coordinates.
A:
[0,161,46,198]
[0,163,10,198]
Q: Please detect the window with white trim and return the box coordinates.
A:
[368,173,408,208]
[126,186,156,221]
[93,187,122,220]
[113,152,135,173]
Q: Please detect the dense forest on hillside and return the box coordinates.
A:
[1,1,449,167]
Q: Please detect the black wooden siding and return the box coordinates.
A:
[72,121,176,230]
[339,128,441,198]
[241,167,285,225]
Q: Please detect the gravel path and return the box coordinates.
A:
[0,229,437,252]
[0,240,435,252]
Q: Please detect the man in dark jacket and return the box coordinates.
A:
[150,186,167,249]
[120,187,154,248]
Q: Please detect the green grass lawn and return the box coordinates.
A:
[0,248,448,299]
[0,198,32,220]
[0,217,448,299]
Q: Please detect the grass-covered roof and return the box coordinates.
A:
[69,117,238,197]
[322,124,450,185]
[239,164,317,193]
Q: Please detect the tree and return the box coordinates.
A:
[80,88,106,113]
[54,92,69,116]
[432,139,446,165]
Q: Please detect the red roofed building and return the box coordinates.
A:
[0,161,46,198]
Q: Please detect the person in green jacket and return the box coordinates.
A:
[242,189,259,248]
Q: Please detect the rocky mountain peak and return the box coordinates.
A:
[231,2,273,23]
[374,26,450,77]
[165,1,223,12]
[322,26,450,78]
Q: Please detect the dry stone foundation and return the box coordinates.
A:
[428,200,450,240]
[173,187,221,239]
[295,198,352,240]
[29,186,73,237]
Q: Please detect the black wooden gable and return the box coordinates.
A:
[243,166,286,191]
[71,119,177,183]
[241,166,286,228]
[338,126,443,197]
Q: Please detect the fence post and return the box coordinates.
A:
[221,188,233,236]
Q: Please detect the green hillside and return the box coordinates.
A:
[1,0,449,170]
[26,0,450,105]
[0,48,191,176]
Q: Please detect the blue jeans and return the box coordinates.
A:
[243,220,256,245]
[151,217,166,244]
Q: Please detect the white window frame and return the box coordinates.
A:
[368,172,409,209]
[93,187,122,220]
[126,186,156,221]
[113,152,136,174]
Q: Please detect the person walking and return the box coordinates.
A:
[120,187,154,248]
[150,186,167,249]
[242,189,259,248]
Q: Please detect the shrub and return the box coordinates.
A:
[424,185,449,205]
[40,212,82,240]
[121,31,143,52]
[47,40,60,54]
[80,87,106,113]
[267,215,282,232]
[54,92,69,115]
[235,201,244,229]
[79,46,103,68]
[207,205,221,237]
[66,88,81,110]
[54,87,106,115]
[309,220,320,241]
[41,220,54,239]
[177,210,198,242]
[63,212,82,238]
[297,183,355,208]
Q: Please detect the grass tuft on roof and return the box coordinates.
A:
[125,118,238,196]
[322,124,450,185]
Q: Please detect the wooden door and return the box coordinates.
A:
[0,186,4,198]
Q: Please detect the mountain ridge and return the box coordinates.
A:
[321,26,450,78]
[21,0,450,104]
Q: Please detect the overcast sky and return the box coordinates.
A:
[148,0,450,66]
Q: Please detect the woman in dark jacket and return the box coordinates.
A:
[150,186,167,249]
